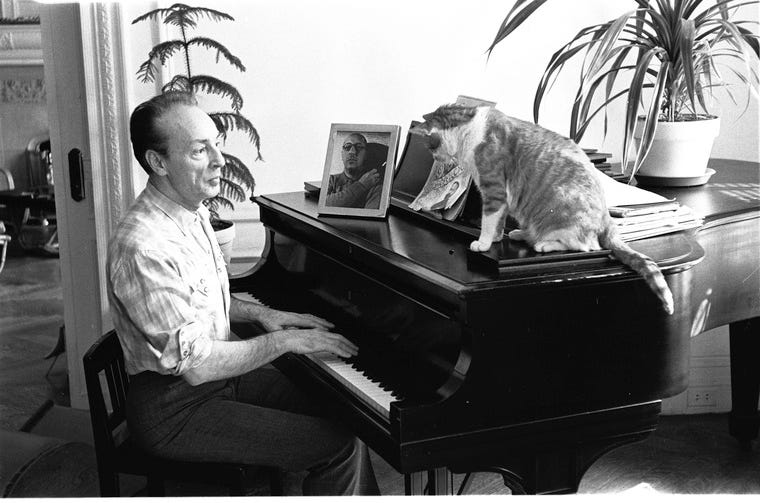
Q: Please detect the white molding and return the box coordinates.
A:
[79,2,135,334]
[0,24,42,66]
[0,77,45,102]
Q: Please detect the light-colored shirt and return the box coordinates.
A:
[107,182,230,376]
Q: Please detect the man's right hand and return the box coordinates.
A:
[277,328,358,359]
[358,168,380,188]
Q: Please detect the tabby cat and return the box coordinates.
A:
[410,104,674,315]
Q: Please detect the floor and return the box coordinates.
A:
[0,249,758,496]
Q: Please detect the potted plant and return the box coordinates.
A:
[133,3,261,263]
[487,0,759,185]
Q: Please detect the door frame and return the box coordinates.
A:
[39,2,136,408]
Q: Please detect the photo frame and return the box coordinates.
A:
[318,123,400,218]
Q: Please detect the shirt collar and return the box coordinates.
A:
[144,181,209,234]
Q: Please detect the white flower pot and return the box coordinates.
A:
[634,116,720,181]
[213,219,235,267]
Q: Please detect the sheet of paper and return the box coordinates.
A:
[592,169,668,207]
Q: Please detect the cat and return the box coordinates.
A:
[409,104,674,315]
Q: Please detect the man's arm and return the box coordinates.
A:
[325,169,379,208]
[182,326,356,385]
[230,297,334,331]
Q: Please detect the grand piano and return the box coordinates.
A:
[230,132,759,494]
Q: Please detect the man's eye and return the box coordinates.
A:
[194,147,206,155]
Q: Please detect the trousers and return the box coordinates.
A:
[126,365,379,495]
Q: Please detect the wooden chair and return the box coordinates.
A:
[83,330,282,496]
[0,221,10,276]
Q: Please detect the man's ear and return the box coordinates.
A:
[145,150,167,176]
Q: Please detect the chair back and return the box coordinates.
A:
[82,330,131,472]
[0,168,14,191]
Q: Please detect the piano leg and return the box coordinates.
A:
[729,317,760,448]
[404,472,425,495]
[427,468,452,495]
[404,469,453,495]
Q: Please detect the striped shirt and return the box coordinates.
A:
[107,182,230,376]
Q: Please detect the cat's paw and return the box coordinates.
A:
[469,240,492,252]
[508,229,526,241]
[534,240,570,253]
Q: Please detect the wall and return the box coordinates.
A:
[0,64,47,190]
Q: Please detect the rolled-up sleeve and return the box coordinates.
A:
[110,250,214,376]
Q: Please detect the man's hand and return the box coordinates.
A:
[257,305,335,332]
[358,168,380,188]
[277,328,358,359]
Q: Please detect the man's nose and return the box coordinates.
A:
[210,145,225,166]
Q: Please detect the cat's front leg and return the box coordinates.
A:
[470,206,507,252]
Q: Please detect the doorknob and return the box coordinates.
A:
[68,148,85,201]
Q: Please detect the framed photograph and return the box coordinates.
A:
[318,123,401,218]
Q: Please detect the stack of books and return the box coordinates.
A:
[609,199,703,241]
[582,148,704,240]
[584,149,628,182]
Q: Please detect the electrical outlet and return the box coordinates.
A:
[688,387,718,407]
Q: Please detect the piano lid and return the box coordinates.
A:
[256,189,703,297]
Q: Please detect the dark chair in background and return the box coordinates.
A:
[83,330,283,496]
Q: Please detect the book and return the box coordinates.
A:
[615,206,704,241]
[608,199,681,217]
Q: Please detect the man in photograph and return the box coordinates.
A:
[325,133,383,209]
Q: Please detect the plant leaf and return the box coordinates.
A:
[187,37,246,72]
[189,75,244,111]
[678,18,698,112]
[162,74,191,93]
[621,47,664,173]
[486,0,550,56]
[210,112,263,160]
[585,11,635,81]
[135,40,187,83]
[629,61,671,182]
[222,152,256,194]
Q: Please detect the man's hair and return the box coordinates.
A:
[129,91,199,175]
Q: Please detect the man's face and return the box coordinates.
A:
[341,133,367,176]
[154,105,224,210]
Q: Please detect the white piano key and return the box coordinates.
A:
[306,352,395,419]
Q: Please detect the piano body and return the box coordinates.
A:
[231,134,758,494]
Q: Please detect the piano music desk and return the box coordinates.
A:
[231,158,758,494]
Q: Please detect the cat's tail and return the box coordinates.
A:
[600,226,674,315]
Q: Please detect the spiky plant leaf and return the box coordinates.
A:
[136,40,187,83]
[134,3,232,44]
[210,112,263,160]
[162,74,192,93]
[187,37,246,72]
[222,152,256,194]
[189,75,244,111]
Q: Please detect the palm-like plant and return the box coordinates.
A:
[487,0,759,181]
[133,3,261,221]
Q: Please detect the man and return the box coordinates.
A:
[107,92,379,495]
[325,133,381,208]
